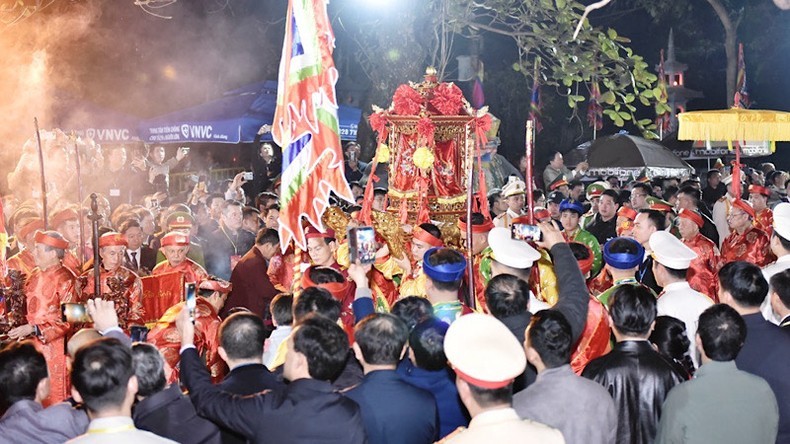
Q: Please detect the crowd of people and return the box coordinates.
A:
[0,140,788,444]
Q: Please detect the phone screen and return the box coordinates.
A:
[130,326,149,343]
[511,223,542,242]
[243,171,254,181]
[61,303,92,323]
[348,226,377,265]
[185,282,197,324]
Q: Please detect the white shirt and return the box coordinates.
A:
[760,254,790,325]
[494,208,522,228]
[711,194,733,248]
[657,281,714,368]
[67,416,176,444]
[443,407,564,444]
[127,248,141,269]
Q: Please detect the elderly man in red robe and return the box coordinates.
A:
[7,218,45,277]
[749,184,774,236]
[148,278,230,384]
[676,209,721,301]
[720,199,772,267]
[152,231,209,284]
[80,232,145,330]
[50,207,83,272]
[7,231,77,406]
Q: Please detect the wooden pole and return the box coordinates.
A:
[465,135,476,310]
[525,120,535,224]
[33,118,48,228]
[88,194,102,298]
[74,141,85,265]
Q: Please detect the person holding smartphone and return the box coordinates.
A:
[147,145,188,185]
[148,278,231,385]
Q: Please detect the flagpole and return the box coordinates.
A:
[74,140,85,265]
[525,120,535,223]
[465,134,476,311]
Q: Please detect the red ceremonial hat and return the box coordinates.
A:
[199,278,233,294]
[549,177,569,191]
[617,206,638,221]
[412,226,443,248]
[50,208,79,229]
[457,217,495,233]
[305,225,336,240]
[731,199,755,219]
[18,218,45,241]
[748,184,771,197]
[570,242,595,276]
[161,231,190,247]
[34,231,69,250]
[99,232,128,248]
[677,208,704,228]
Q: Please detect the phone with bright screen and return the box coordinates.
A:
[511,223,542,242]
[348,226,377,265]
[185,282,197,324]
[61,303,92,323]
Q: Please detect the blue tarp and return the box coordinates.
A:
[138,80,361,144]
[48,93,141,142]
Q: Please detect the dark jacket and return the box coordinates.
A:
[582,340,683,444]
[126,246,158,276]
[501,242,591,392]
[133,384,221,444]
[637,256,663,295]
[700,212,720,246]
[586,213,618,246]
[736,313,790,443]
[180,347,366,444]
[216,364,285,444]
[345,370,437,444]
[222,246,279,321]
[205,226,255,281]
[396,360,468,439]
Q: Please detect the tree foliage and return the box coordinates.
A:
[446,0,665,136]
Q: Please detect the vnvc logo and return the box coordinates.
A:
[180,124,213,139]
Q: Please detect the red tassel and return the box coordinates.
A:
[398,197,409,223]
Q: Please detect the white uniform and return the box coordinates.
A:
[494,208,521,228]
[657,281,714,368]
[761,255,790,324]
[442,408,565,444]
[711,194,733,248]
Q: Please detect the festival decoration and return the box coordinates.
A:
[272,0,354,251]
[360,67,490,228]
[655,49,671,137]
[733,43,751,109]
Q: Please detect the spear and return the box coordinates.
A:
[74,140,85,264]
[33,118,48,228]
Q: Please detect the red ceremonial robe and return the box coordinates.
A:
[682,233,721,302]
[81,266,146,330]
[24,263,77,405]
[152,258,209,285]
[720,226,772,268]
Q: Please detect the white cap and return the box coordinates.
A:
[649,231,698,270]
[773,202,790,240]
[444,313,526,389]
[488,227,541,269]
[501,176,526,198]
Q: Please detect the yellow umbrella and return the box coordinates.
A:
[678,108,790,147]
[678,108,790,200]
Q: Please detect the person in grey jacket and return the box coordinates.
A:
[514,310,617,444]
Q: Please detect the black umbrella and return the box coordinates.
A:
[585,133,693,180]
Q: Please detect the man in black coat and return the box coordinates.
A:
[582,285,683,444]
[346,314,438,444]
[485,222,591,392]
[131,343,221,444]
[721,262,790,443]
[204,201,255,281]
[177,309,366,444]
[215,312,284,444]
[633,209,665,294]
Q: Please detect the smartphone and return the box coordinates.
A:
[180,146,190,153]
[130,325,149,343]
[511,223,542,242]
[243,171,254,181]
[185,282,197,324]
[61,303,92,323]
[348,226,377,265]
[150,198,159,208]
